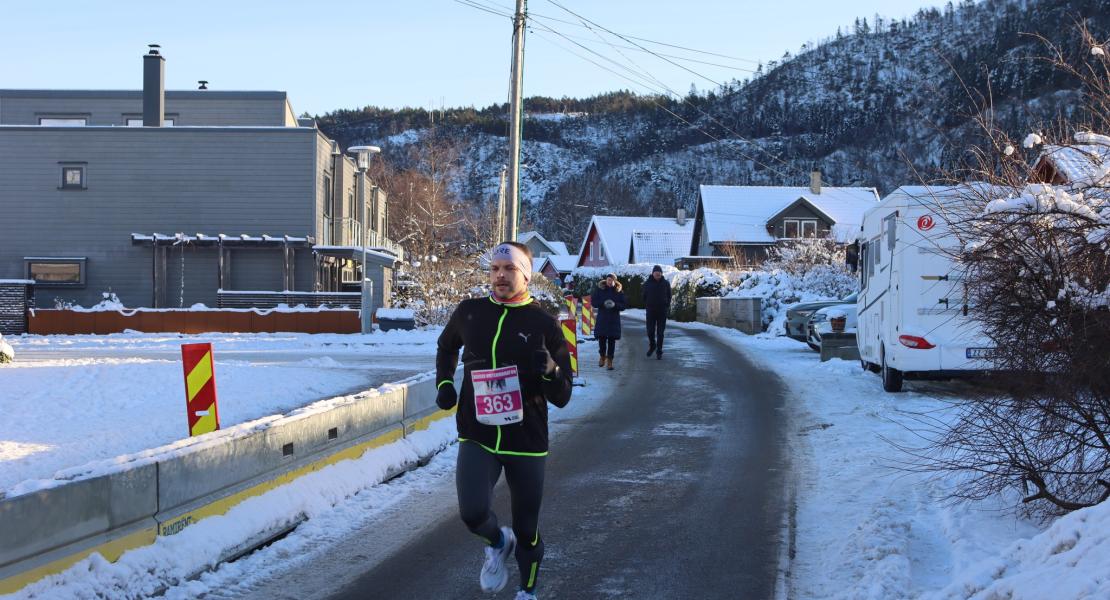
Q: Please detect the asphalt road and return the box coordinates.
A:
[236,318,790,599]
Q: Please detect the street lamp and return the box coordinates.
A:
[348,145,381,334]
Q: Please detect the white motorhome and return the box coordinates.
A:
[856,185,1000,392]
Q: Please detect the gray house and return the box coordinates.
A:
[0,46,401,310]
[689,178,879,266]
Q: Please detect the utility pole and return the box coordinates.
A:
[496,165,507,242]
[507,0,526,242]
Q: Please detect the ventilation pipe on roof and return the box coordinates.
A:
[677,208,687,226]
[810,170,822,195]
[143,44,165,127]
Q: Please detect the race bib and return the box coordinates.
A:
[472,365,524,426]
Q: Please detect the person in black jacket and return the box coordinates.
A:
[589,272,626,370]
[435,241,573,600]
[642,265,671,359]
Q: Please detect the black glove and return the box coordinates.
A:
[532,348,557,377]
[436,383,458,410]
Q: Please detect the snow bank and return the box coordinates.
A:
[375,308,414,320]
[927,499,1110,600]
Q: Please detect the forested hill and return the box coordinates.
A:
[317,0,1110,244]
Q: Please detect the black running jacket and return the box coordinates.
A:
[436,297,573,455]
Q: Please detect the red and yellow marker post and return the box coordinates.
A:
[181,343,221,437]
[564,295,577,323]
[580,297,595,338]
[560,318,578,378]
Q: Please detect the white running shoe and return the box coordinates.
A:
[479,526,516,593]
[514,590,538,600]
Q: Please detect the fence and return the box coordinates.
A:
[0,280,33,335]
[27,307,361,335]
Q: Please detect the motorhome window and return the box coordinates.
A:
[860,243,869,289]
[784,219,799,239]
[885,214,897,251]
[801,220,817,238]
[870,238,879,277]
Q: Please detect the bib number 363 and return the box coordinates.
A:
[472,365,524,426]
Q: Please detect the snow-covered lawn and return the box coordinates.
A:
[0,329,441,496]
[678,321,1108,600]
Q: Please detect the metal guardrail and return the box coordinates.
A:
[0,373,447,595]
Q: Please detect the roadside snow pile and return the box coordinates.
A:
[0,333,13,363]
[927,498,1110,600]
[726,265,857,332]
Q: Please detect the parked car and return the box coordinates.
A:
[784,292,858,342]
[807,303,859,352]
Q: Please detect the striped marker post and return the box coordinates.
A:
[564,295,577,323]
[560,318,578,378]
[181,343,221,437]
[581,296,595,338]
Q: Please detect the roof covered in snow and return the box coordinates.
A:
[517,231,570,256]
[1039,144,1110,186]
[578,216,694,266]
[697,185,879,244]
[537,252,581,271]
[631,230,694,265]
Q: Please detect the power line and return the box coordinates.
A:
[468,0,765,65]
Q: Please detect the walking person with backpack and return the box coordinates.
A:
[435,241,574,600]
[642,265,671,359]
[590,272,626,371]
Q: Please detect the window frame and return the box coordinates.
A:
[38,116,88,126]
[59,162,87,190]
[25,257,87,288]
[783,219,800,239]
[124,117,175,126]
[801,220,818,238]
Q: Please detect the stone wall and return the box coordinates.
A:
[696,296,762,335]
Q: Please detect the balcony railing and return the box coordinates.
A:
[323,217,404,261]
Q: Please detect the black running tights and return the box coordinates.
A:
[457,440,546,592]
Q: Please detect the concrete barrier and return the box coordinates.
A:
[696,296,762,335]
[0,373,447,595]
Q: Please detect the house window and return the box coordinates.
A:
[125,118,175,126]
[39,117,87,126]
[25,257,86,287]
[784,220,799,239]
[60,164,86,189]
[801,220,817,238]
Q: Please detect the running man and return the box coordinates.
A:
[435,241,573,600]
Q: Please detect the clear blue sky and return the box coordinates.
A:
[0,0,948,115]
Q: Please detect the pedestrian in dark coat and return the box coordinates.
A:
[589,273,626,370]
[642,265,671,359]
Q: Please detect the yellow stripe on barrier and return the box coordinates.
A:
[0,527,157,595]
[190,403,218,437]
[186,351,213,401]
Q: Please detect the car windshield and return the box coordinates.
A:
[842,292,858,303]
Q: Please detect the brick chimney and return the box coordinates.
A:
[143,44,165,127]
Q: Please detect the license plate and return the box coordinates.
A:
[966,347,996,359]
